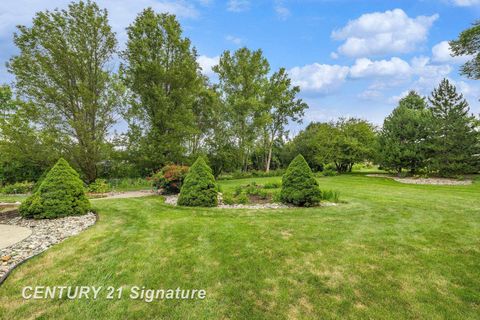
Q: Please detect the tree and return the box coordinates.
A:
[178,157,217,207]
[280,154,321,207]
[263,68,307,172]
[286,118,376,173]
[428,79,479,175]
[19,158,91,219]
[0,85,60,184]
[213,48,270,171]
[378,91,432,174]
[450,21,480,79]
[121,9,204,171]
[8,1,123,183]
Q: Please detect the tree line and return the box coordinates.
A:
[0,1,478,184]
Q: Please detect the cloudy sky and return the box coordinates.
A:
[0,0,479,133]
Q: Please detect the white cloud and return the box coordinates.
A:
[225,35,243,45]
[198,55,219,76]
[289,63,350,93]
[332,8,438,57]
[358,89,382,100]
[274,1,290,20]
[227,0,250,12]
[450,0,480,6]
[350,57,412,79]
[432,41,471,64]
[0,0,198,39]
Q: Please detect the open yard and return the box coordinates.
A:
[0,174,479,319]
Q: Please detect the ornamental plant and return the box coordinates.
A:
[178,157,217,207]
[151,164,189,194]
[19,158,91,219]
[280,154,321,207]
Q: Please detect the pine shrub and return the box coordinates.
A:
[19,158,91,219]
[280,154,321,206]
[177,157,218,207]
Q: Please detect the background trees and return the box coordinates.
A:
[378,91,431,174]
[121,9,204,172]
[428,79,479,175]
[8,0,123,183]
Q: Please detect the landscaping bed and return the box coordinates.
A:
[367,174,473,185]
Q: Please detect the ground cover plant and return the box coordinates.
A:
[19,158,91,219]
[0,174,479,319]
[151,164,189,194]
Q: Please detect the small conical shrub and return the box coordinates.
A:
[19,158,91,219]
[281,154,321,207]
[178,157,218,207]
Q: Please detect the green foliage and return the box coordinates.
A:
[321,190,340,203]
[151,165,189,194]
[378,91,432,174]
[122,9,203,169]
[108,178,150,192]
[178,157,218,207]
[218,169,285,180]
[87,179,111,194]
[221,192,235,205]
[236,193,249,204]
[285,118,377,173]
[8,1,123,183]
[1,181,34,194]
[450,21,480,79]
[280,155,321,207]
[19,158,91,219]
[428,79,479,176]
[320,163,338,177]
[264,182,280,189]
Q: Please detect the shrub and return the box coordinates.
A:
[19,158,91,219]
[258,189,269,200]
[87,179,110,193]
[151,164,189,194]
[1,181,34,194]
[280,154,321,207]
[321,190,340,203]
[178,157,218,207]
[321,164,338,177]
[222,192,235,205]
[264,182,280,189]
[271,190,282,203]
[236,192,249,204]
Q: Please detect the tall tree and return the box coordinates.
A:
[8,0,123,182]
[378,91,432,174]
[450,21,480,79]
[263,68,307,172]
[213,48,270,171]
[121,9,203,170]
[428,79,478,175]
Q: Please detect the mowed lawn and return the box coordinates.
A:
[0,175,479,319]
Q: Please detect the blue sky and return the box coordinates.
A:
[0,0,479,134]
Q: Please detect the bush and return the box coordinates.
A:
[271,190,282,203]
[87,179,111,193]
[218,169,285,180]
[320,164,338,177]
[19,158,91,219]
[264,182,280,189]
[222,192,235,205]
[1,181,34,194]
[236,192,249,204]
[280,154,321,207]
[151,164,189,194]
[178,157,218,207]
[321,190,340,203]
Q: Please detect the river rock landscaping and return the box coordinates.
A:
[0,210,96,281]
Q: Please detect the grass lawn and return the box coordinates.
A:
[0,174,479,319]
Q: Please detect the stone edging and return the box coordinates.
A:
[0,212,98,286]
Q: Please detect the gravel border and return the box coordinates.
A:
[0,211,97,285]
[164,194,337,209]
[366,174,472,185]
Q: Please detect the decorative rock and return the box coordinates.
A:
[0,212,96,280]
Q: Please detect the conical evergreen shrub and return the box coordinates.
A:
[19,158,91,219]
[281,154,321,207]
[178,157,218,207]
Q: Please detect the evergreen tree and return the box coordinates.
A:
[178,157,218,207]
[428,79,478,176]
[378,91,432,174]
[280,154,321,207]
[19,158,91,219]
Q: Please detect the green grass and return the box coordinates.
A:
[0,194,27,203]
[1,175,479,319]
